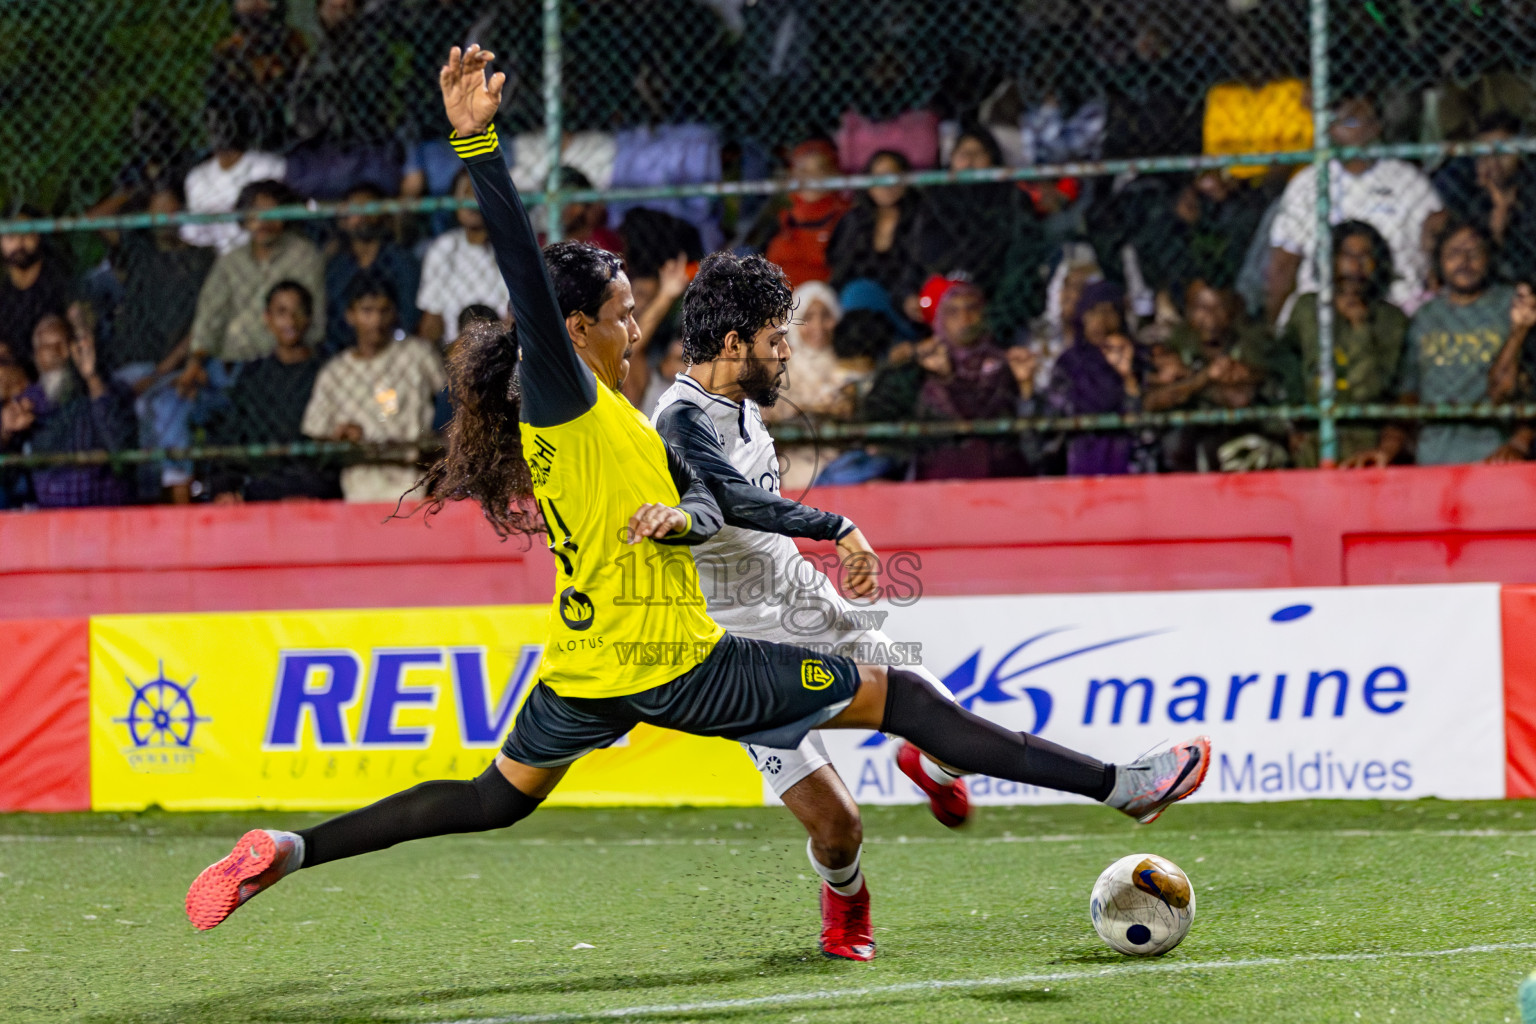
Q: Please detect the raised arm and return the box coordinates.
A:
[441,45,595,427]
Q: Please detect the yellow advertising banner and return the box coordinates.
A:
[89,606,762,811]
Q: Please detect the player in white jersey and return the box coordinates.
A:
[652,251,969,960]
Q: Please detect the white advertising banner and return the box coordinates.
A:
[796,584,1505,806]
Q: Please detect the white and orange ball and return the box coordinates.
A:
[1089,853,1196,956]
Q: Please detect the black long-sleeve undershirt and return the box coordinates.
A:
[654,401,853,543]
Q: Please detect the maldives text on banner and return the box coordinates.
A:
[808,584,1506,807]
[89,606,760,811]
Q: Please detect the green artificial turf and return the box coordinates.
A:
[4,800,1536,1023]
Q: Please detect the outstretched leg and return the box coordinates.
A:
[826,667,1209,823]
[186,759,561,930]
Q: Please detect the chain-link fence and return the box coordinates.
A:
[3,0,1536,506]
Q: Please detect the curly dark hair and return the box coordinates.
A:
[415,316,540,539]
[411,241,622,539]
[679,251,793,364]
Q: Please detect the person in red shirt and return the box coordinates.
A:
[764,140,851,287]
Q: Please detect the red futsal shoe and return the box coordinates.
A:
[896,741,971,828]
[820,881,875,961]
[185,829,301,931]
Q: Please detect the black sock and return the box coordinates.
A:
[297,763,541,868]
[883,669,1115,801]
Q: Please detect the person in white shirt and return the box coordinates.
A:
[302,270,446,503]
[1266,94,1443,323]
[180,103,288,254]
[416,169,510,346]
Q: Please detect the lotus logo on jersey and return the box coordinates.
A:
[560,587,595,631]
[801,659,835,690]
[112,660,211,774]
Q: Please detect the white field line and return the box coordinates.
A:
[5,827,1536,846]
[429,941,1536,1024]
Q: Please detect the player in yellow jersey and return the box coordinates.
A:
[186,48,1211,959]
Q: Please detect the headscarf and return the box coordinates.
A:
[786,281,841,352]
[1070,279,1126,347]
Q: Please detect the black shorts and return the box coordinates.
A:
[501,633,861,768]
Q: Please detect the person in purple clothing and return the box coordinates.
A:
[1047,280,1151,475]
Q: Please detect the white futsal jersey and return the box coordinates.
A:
[653,374,949,796]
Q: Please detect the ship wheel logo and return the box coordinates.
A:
[114,662,211,749]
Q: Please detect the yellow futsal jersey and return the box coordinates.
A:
[454,125,723,700]
[522,384,724,698]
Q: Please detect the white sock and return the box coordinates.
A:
[806,838,864,897]
[266,829,306,873]
[920,753,965,786]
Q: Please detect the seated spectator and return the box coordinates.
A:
[826,150,921,297]
[284,0,400,200]
[1146,281,1284,472]
[1488,281,1536,463]
[904,124,1046,338]
[556,168,625,255]
[206,0,307,152]
[1018,254,1102,399]
[622,254,690,412]
[763,141,852,288]
[302,271,446,503]
[20,311,137,508]
[1348,221,1513,467]
[104,182,217,502]
[416,170,510,346]
[1433,112,1536,286]
[325,183,421,355]
[1267,94,1443,322]
[813,310,902,485]
[207,280,341,502]
[1280,221,1408,467]
[639,337,688,421]
[768,280,842,493]
[181,100,288,254]
[0,215,71,370]
[1048,281,1152,476]
[182,180,325,402]
[911,281,1024,480]
[0,356,34,507]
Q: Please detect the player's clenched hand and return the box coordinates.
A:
[627,503,687,543]
[440,44,505,138]
[837,527,880,600]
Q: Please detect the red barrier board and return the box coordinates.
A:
[1503,586,1536,799]
[0,617,90,811]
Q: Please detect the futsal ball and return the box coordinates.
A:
[1089,853,1196,956]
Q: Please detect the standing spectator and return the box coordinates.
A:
[1348,221,1513,467]
[181,101,288,253]
[105,183,217,502]
[416,170,510,346]
[207,281,340,502]
[206,0,307,152]
[1279,221,1408,467]
[182,181,325,404]
[1135,170,1273,302]
[1267,94,1443,322]
[763,140,851,288]
[1433,112,1536,287]
[302,272,446,503]
[1018,255,1102,398]
[325,183,421,355]
[1145,281,1283,472]
[22,311,137,508]
[1048,281,1151,476]
[0,214,70,370]
[285,0,401,200]
[905,125,1046,337]
[0,357,35,507]
[826,150,921,298]
[912,281,1023,480]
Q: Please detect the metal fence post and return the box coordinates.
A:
[1310,0,1337,465]
[542,0,564,243]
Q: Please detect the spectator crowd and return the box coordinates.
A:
[6,0,1536,507]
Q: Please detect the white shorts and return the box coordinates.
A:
[744,730,832,798]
